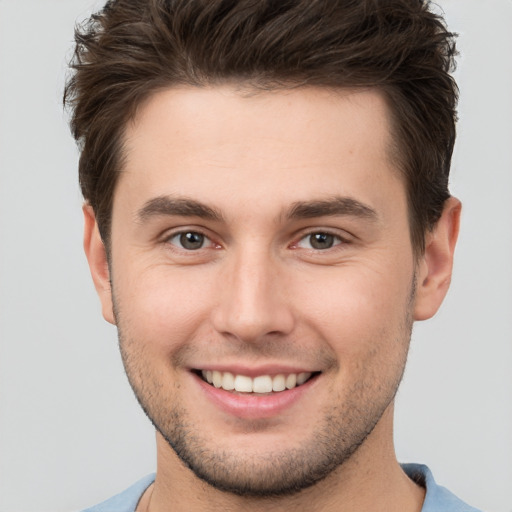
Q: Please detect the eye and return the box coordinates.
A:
[168,231,212,250]
[296,232,343,250]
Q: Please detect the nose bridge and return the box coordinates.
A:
[212,243,294,342]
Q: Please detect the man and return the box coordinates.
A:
[64,1,481,511]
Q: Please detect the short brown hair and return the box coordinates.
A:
[64,0,458,255]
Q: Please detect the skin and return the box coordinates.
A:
[84,86,460,512]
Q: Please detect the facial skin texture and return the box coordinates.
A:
[84,86,460,512]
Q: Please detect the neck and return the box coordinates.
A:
[140,406,425,512]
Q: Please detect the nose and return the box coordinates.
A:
[211,248,295,343]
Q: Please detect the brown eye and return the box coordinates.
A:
[296,232,342,250]
[169,231,206,250]
[309,233,336,250]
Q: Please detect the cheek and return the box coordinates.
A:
[113,263,217,351]
[295,262,414,359]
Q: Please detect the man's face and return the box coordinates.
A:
[96,86,420,495]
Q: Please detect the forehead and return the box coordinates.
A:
[118,85,404,219]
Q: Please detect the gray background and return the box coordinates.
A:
[0,1,511,511]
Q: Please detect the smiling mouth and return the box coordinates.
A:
[196,370,319,394]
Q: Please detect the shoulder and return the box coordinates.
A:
[80,474,156,512]
[402,463,483,512]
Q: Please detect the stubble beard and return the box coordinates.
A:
[114,287,414,498]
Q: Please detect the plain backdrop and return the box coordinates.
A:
[0,1,511,511]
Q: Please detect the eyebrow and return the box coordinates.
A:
[136,195,378,224]
[136,196,224,222]
[286,196,378,221]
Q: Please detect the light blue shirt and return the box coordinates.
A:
[81,464,482,511]
[402,464,482,512]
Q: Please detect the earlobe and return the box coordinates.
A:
[413,197,461,321]
[83,204,116,325]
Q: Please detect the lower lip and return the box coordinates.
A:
[193,373,319,419]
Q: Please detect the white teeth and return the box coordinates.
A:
[272,374,286,392]
[234,374,253,393]
[285,373,297,389]
[253,375,273,393]
[212,370,222,388]
[222,371,235,390]
[296,372,310,385]
[200,370,313,393]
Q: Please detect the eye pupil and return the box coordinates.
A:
[180,232,204,250]
[310,233,334,249]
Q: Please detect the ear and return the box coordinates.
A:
[83,204,116,325]
[413,197,461,321]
